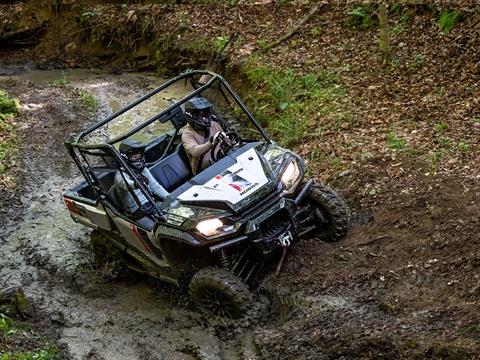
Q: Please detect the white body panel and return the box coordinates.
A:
[178,148,269,204]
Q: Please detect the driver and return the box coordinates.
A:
[181,96,226,175]
[115,139,169,218]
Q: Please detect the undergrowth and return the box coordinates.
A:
[78,89,99,111]
[438,9,460,34]
[0,313,63,360]
[0,90,20,178]
[242,59,349,148]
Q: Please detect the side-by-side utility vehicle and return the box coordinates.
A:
[63,70,348,317]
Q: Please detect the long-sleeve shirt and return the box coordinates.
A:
[181,121,224,174]
[114,167,169,214]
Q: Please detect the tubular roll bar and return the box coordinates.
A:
[64,70,272,221]
[71,70,271,147]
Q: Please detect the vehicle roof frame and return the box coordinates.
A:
[69,70,271,148]
[64,70,272,222]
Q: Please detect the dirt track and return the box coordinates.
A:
[259,158,480,358]
[0,68,478,360]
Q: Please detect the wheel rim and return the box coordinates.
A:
[305,200,332,238]
[198,287,238,318]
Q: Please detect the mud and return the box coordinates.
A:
[256,158,480,359]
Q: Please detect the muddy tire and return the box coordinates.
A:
[307,180,349,242]
[189,267,253,318]
[90,230,127,279]
[90,230,112,266]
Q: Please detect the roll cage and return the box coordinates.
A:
[64,70,272,218]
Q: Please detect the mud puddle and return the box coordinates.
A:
[0,68,252,359]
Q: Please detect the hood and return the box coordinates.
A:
[177,147,274,211]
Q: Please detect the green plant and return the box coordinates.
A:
[410,53,425,69]
[387,132,407,150]
[438,136,452,148]
[0,348,61,360]
[0,91,19,116]
[360,150,373,161]
[0,91,19,176]
[213,35,229,53]
[435,121,448,133]
[310,26,322,36]
[0,313,63,360]
[392,14,410,35]
[438,9,460,34]
[243,62,348,147]
[255,39,269,52]
[348,6,377,28]
[48,71,69,87]
[458,141,470,152]
[0,313,13,334]
[78,89,99,110]
[428,150,443,173]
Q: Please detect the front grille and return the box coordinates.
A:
[260,209,291,238]
[234,185,282,220]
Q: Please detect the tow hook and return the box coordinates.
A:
[275,231,292,276]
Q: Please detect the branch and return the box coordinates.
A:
[258,3,327,54]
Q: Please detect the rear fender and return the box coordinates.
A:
[63,196,111,230]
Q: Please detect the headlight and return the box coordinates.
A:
[196,218,223,236]
[195,218,237,237]
[280,160,301,193]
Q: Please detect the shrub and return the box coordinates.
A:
[0,91,19,117]
[348,6,377,28]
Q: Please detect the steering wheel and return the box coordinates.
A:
[210,132,243,162]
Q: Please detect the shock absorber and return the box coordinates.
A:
[219,249,231,270]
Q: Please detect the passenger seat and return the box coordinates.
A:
[148,144,192,192]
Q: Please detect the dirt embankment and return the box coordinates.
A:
[0,2,479,359]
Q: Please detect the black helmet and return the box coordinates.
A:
[184,96,214,130]
[119,139,146,172]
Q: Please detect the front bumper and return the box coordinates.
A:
[209,180,314,256]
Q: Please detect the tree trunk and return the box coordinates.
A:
[378,3,391,65]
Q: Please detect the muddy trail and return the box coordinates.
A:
[1,67,479,360]
[0,69,263,360]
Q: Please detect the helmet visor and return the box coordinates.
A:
[127,151,143,162]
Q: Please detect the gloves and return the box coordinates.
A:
[210,131,226,145]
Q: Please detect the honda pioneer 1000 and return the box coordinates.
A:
[63,70,348,317]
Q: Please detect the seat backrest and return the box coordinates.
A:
[148,144,192,192]
[107,184,125,212]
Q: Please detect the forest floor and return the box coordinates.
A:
[0,2,479,359]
